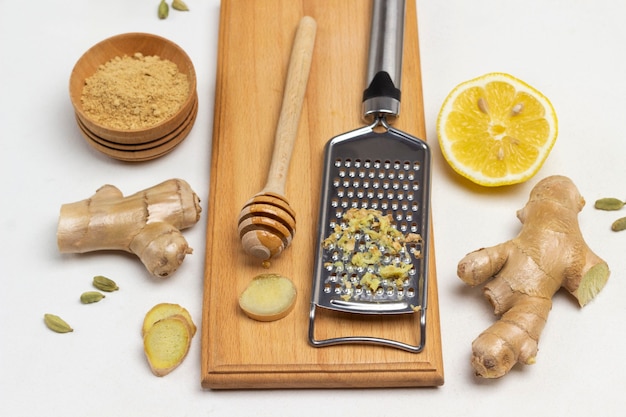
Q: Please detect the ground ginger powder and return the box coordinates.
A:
[81,52,190,130]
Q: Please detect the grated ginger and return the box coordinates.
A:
[322,208,421,294]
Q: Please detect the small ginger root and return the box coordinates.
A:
[457,175,609,379]
[57,178,201,278]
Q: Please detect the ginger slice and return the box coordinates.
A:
[143,314,192,377]
[239,274,297,322]
[142,303,196,337]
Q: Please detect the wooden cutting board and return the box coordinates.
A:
[201,0,444,389]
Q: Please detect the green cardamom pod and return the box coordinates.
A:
[44,313,73,333]
[172,0,190,11]
[80,291,105,304]
[93,275,119,292]
[594,197,625,211]
[158,0,169,19]
[611,216,626,232]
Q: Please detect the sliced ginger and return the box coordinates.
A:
[143,314,192,377]
[142,303,196,337]
[239,274,297,322]
[457,175,610,378]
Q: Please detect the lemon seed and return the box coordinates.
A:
[511,103,524,116]
[477,98,489,114]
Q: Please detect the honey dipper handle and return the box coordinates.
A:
[261,16,317,196]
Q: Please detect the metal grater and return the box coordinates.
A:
[308,0,431,353]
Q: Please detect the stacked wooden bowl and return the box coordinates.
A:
[69,33,198,162]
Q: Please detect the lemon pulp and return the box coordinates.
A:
[437,73,557,186]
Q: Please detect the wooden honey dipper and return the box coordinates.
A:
[237,16,317,261]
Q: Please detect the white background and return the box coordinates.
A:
[1,0,625,416]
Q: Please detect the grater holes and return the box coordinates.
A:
[319,156,428,306]
[354,284,363,295]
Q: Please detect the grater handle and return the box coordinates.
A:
[362,0,406,122]
[261,16,317,196]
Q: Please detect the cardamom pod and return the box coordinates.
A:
[611,216,626,232]
[172,0,190,11]
[158,0,169,19]
[594,197,625,211]
[44,313,73,333]
[80,291,105,304]
[93,275,119,292]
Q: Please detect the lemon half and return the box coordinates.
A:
[437,73,557,187]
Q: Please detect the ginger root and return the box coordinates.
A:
[457,175,609,378]
[57,179,201,278]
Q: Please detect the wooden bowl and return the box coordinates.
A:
[69,32,197,147]
[75,92,198,162]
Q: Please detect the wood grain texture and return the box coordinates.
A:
[201,0,444,389]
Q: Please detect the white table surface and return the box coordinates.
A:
[2,0,625,416]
